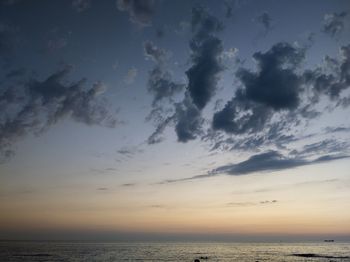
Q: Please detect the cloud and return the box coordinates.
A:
[212,97,272,134]
[291,139,349,157]
[222,47,238,60]
[124,67,138,85]
[237,42,304,110]
[160,151,349,184]
[144,41,184,105]
[174,93,204,143]
[120,183,136,187]
[227,200,278,207]
[0,67,117,162]
[147,6,225,144]
[186,6,224,110]
[147,115,174,144]
[322,11,348,38]
[143,41,184,144]
[117,0,155,27]
[159,6,225,144]
[40,28,70,54]
[255,12,272,35]
[46,37,68,52]
[72,0,91,12]
[210,151,349,176]
[212,42,305,137]
[232,179,340,195]
[325,126,350,133]
[144,40,167,63]
[303,44,350,101]
[213,151,306,175]
[116,145,143,161]
[209,41,350,159]
[97,187,108,191]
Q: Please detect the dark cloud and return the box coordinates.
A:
[256,12,272,35]
[117,0,155,27]
[237,42,304,110]
[322,11,348,38]
[160,151,349,184]
[174,94,204,143]
[144,41,184,106]
[210,151,349,176]
[143,41,184,145]
[147,115,174,144]
[212,96,272,134]
[72,0,91,12]
[211,42,307,148]
[186,6,224,110]
[303,44,350,102]
[0,67,117,162]
[291,139,349,157]
[325,126,350,133]
[147,7,225,144]
[209,41,350,156]
[213,151,306,175]
[148,66,184,103]
[166,7,224,143]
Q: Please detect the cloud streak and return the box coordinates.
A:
[159,151,349,183]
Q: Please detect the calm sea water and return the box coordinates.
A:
[0,241,349,261]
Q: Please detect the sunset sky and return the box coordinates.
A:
[1,0,350,241]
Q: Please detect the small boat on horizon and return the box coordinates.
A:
[324,239,334,242]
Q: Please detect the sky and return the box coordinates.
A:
[0,0,350,241]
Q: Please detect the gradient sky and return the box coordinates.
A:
[1,0,350,241]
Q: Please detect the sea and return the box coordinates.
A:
[0,241,349,261]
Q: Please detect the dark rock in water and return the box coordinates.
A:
[292,253,350,259]
[194,259,200,262]
[200,256,209,259]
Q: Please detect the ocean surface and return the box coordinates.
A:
[0,241,349,261]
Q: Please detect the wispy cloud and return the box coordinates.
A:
[120,183,136,187]
[227,200,278,207]
[117,0,156,27]
[159,151,349,184]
